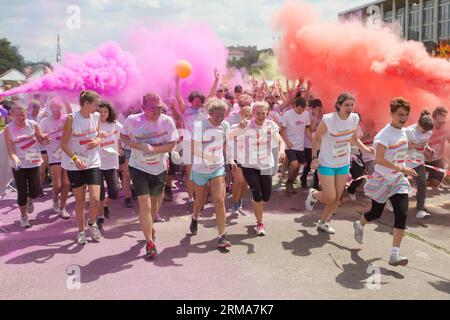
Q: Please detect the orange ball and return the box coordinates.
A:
[175,60,192,79]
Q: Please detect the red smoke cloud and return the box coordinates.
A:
[274,1,449,127]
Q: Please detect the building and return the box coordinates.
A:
[0,68,26,87]
[227,45,258,62]
[339,0,450,56]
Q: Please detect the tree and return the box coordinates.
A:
[0,38,25,75]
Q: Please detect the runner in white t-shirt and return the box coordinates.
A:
[232,102,281,236]
[405,110,434,219]
[174,69,220,212]
[301,99,322,190]
[230,105,252,217]
[95,101,123,229]
[426,106,450,187]
[28,99,47,197]
[189,97,237,249]
[4,103,50,228]
[306,93,372,235]
[39,98,70,219]
[280,97,311,194]
[120,93,179,259]
[354,98,419,267]
[61,90,103,245]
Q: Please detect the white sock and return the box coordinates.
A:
[391,247,400,256]
[356,221,364,230]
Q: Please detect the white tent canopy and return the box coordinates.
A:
[0,68,26,82]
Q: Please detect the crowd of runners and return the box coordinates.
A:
[2,72,449,265]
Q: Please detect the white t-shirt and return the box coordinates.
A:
[6,120,42,169]
[374,124,409,177]
[427,123,450,162]
[99,121,123,170]
[39,115,66,164]
[121,113,178,175]
[405,124,433,168]
[61,112,101,171]
[239,119,279,171]
[319,112,360,168]
[281,109,311,151]
[192,119,230,174]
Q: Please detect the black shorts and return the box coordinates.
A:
[67,168,102,189]
[167,153,179,176]
[49,162,62,168]
[41,150,48,155]
[425,159,445,182]
[129,166,167,197]
[286,149,305,164]
[119,155,126,165]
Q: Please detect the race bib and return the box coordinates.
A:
[140,152,159,164]
[25,152,41,164]
[332,143,349,159]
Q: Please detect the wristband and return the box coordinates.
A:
[71,155,78,162]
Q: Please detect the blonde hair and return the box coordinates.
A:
[205,97,228,114]
[11,103,28,113]
[252,101,269,112]
[240,106,253,114]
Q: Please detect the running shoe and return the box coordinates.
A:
[255,223,266,236]
[416,210,431,219]
[59,208,70,220]
[145,240,157,259]
[353,221,364,244]
[52,199,60,213]
[89,223,102,242]
[154,214,165,223]
[305,188,318,211]
[217,234,232,249]
[20,215,31,228]
[389,254,408,266]
[317,221,335,234]
[76,231,87,245]
[190,217,198,235]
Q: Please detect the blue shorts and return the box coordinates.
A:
[190,167,226,186]
[318,165,350,176]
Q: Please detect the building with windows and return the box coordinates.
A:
[339,0,450,56]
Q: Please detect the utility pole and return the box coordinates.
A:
[56,30,62,63]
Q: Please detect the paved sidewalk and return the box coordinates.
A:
[1,179,449,300]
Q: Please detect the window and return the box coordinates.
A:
[439,0,450,39]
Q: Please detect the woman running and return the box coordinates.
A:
[39,98,71,219]
[233,102,281,236]
[353,97,418,266]
[306,93,372,234]
[96,101,123,229]
[61,90,103,245]
[405,110,434,219]
[4,103,50,228]
[189,97,236,248]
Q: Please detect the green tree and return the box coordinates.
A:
[0,38,25,75]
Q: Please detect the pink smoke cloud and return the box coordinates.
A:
[1,22,228,113]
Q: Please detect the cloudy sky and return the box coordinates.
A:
[0,0,371,63]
